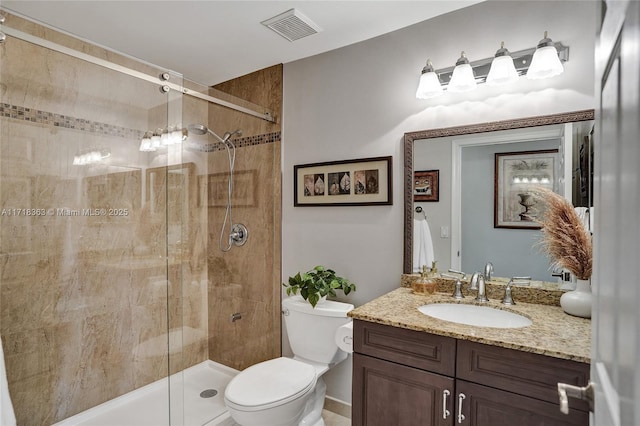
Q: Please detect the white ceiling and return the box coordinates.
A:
[2,1,482,87]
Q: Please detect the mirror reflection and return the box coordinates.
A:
[404,110,594,286]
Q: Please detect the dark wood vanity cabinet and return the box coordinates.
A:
[352,320,590,426]
[353,354,453,425]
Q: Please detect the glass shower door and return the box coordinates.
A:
[0,11,188,425]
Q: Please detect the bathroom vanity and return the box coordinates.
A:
[349,287,591,426]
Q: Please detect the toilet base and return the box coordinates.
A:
[299,377,326,426]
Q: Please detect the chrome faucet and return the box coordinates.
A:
[475,274,489,303]
[484,262,494,281]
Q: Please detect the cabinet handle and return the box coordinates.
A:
[442,389,451,419]
[557,381,595,414]
[457,393,466,424]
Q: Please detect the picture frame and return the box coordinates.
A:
[494,149,558,229]
[413,170,439,202]
[294,156,392,206]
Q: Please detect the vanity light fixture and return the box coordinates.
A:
[448,51,477,93]
[139,126,188,152]
[486,42,519,86]
[139,131,155,152]
[415,31,569,99]
[73,148,111,165]
[415,59,444,99]
[151,130,162,149]
[512,174,552,185]
[526,31,565,80]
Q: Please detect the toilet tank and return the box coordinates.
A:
[282,296,353,364]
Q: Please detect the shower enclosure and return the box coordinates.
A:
[0,10,281,425]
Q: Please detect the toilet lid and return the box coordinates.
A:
[225,357,316,410]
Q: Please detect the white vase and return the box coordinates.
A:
[560,279,592,318]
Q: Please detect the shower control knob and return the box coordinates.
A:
[230,223,248,247]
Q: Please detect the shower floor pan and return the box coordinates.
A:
[53,360,238,426]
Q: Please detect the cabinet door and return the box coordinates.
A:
[456,380,588,426]
[456,340,590,412]
[353,353,454,426]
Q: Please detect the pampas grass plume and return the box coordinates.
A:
[535,187,592,280]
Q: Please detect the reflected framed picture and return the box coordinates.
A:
[294,156,392,206]
[494,149,558,229]
[413,170,439,202]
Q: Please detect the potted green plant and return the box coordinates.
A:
[283,265,356,308]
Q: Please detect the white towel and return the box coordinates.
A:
[413,218,435,273]
[574,207,590,232]
[0,338,16,426]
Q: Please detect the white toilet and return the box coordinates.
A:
[224,295,354,426]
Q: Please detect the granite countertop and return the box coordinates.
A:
[348,287,591,364]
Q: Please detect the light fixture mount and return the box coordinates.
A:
[432,43,568,89]
[416,31,570,99]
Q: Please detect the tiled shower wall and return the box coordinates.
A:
[206,65,283,370]
[0,13,209,424]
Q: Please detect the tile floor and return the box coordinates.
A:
[323,409,351,426]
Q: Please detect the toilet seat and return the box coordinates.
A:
[224,357,316,412]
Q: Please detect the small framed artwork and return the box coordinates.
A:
[494,149,558,229]
[294,156,392,206]
[413,170,439,202]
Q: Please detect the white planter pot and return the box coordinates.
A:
[560,279,592,318]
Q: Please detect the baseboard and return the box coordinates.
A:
[323,396,352,419]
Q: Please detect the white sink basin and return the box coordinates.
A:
[417,303,532,328]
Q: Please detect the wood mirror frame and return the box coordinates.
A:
[403,109,595,274]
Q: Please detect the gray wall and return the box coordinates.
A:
[461,140,559,281]
[282,0,596,404]
[414,136,452,270]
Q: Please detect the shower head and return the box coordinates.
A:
[187,123,226,144]
[187,123,209,135]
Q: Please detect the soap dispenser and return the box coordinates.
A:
[412,264,437,295]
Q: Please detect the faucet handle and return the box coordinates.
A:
[502,276,531,305]
[447,269,467,280]
[509,276,531,287]
[451,280,464,299]
[441,273,465,299]
[502,284,515,305]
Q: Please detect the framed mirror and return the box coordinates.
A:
[403,110,594,284]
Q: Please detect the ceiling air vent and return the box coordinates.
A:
[261,8,322,42]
